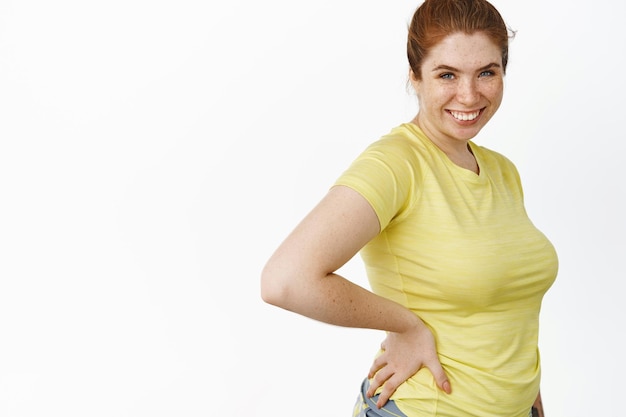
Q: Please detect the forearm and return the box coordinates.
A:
[262,268,419,334]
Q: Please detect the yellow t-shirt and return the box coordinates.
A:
[335,123,558,417]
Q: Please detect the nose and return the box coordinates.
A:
[456,78,480,105]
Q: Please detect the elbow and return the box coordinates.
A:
[260,262,291,308]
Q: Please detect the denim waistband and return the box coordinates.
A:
[352,378,407,417]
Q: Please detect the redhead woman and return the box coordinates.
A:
[261,1,557,416]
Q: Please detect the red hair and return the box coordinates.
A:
[408,0,513,80]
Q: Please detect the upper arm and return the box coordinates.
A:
[298,185,380,275]
[261,185,380,300]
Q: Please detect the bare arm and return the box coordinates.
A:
[261,185,450,407]
[261,185,416,331]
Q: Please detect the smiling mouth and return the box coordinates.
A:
[448,109,483,121]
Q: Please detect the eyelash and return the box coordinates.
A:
[438,70,495,80]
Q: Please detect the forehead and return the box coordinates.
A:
[424,32,501,70]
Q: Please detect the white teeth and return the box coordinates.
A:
[450,110,480,121]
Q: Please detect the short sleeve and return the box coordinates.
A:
[334,137,419,230]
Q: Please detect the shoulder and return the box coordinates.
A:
[360,124,430,168]
[334,124,427,228]
[472,144,523,187]
[376,123,428,151]
[339,125,422,185]
[473,144,519,171]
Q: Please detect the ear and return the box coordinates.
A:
[409,69,420,94]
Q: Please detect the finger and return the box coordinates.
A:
[367,355,386,379]
[366,366,394,398]
[425,360,451,394]
[375,374,404,409]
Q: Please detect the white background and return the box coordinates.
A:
[0,1,624,416]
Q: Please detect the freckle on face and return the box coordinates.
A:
[412,32,504,145]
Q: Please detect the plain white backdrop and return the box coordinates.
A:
[0,1,624,416]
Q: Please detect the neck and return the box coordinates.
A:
[410,116,479,174]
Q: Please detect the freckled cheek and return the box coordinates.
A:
[430,85,458,103]
[418,86,455,110]
[481,83,504,104]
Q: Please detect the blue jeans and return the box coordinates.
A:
[352,378,534,417]
[352,378,407,417]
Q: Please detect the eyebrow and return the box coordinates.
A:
[431,62,501,72]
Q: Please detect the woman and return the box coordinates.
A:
[261,0,558,416]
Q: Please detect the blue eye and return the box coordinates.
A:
[479,70,495,77]
[440,73,454,80]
